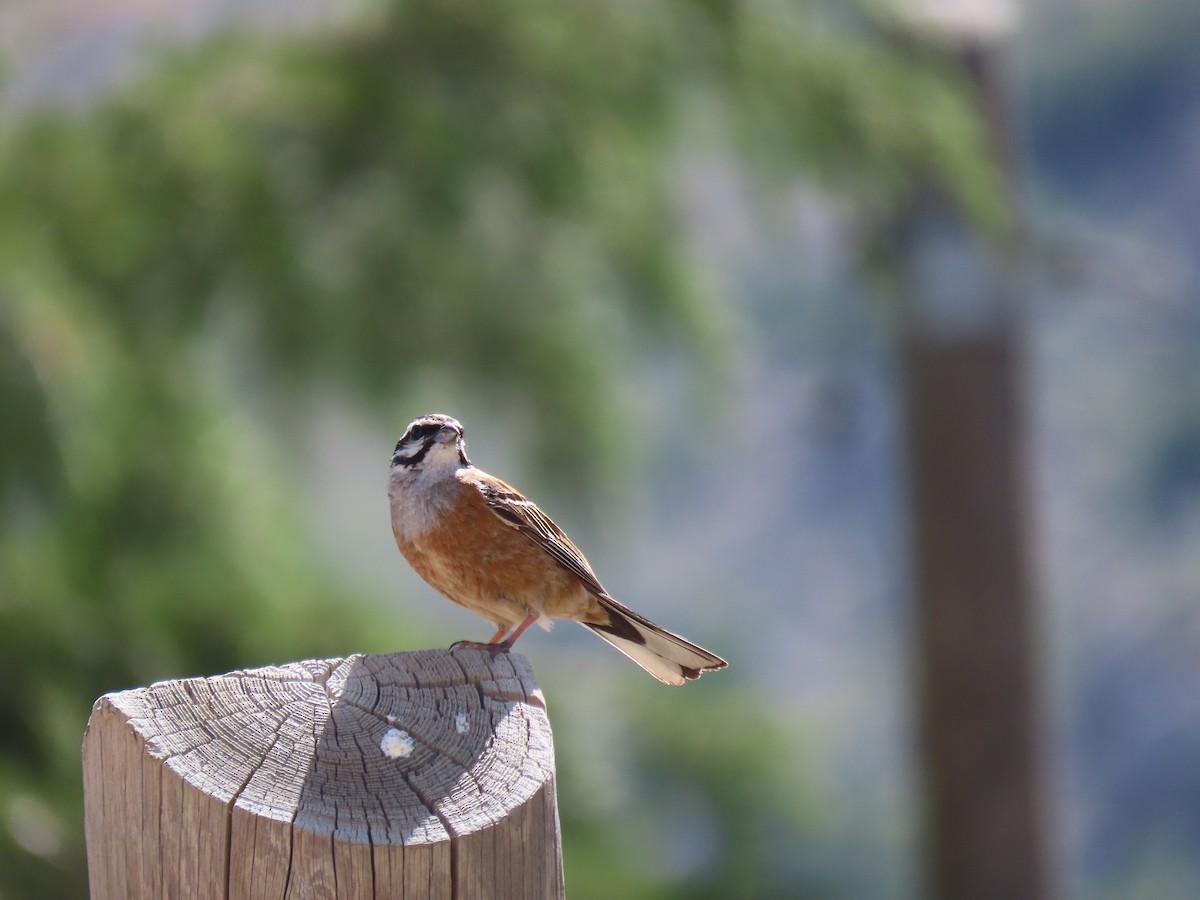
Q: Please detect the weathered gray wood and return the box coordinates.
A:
[83,649,563,899]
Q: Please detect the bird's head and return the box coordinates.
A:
[391,413,469,470]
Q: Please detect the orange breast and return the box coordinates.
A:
[394,480,602,629]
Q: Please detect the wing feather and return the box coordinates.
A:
[462,468,729,684]
[468,473,609,598]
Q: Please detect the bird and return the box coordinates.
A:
[388,413,728,685]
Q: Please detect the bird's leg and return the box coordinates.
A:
[450,613,539,654]
[489,613,539,651]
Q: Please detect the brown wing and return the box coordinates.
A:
[465,470,610,599]
[462,468,729,685]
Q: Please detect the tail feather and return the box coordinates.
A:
[585,596,727,686]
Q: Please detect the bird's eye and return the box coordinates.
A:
[408,424,434,441]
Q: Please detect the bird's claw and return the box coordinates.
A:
[450,639,512,655]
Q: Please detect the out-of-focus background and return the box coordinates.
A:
[1,0,1198,897]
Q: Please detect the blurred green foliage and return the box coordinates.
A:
[0,0,996,895]
[557,683,833,900]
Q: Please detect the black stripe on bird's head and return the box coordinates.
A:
[391,413,469,468]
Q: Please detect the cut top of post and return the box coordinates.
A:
[87,649,554,846]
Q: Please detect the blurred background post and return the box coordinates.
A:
[1,1,1199,898]
[892,3,1053,898]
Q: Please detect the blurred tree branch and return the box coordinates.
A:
[0,1,1002,896]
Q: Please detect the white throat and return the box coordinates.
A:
[388,443,469,541]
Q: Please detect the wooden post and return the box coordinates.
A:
[893,3,1054,898]
[82,649,564,899]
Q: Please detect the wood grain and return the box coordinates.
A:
[83,649,563,899]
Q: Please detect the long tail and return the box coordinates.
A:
[584,596,728,686]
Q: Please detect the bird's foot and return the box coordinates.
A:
[450,639,513,655]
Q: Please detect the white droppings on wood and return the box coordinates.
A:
[380,727,414,759]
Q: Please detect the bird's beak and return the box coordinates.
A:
[434,426,459,444]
